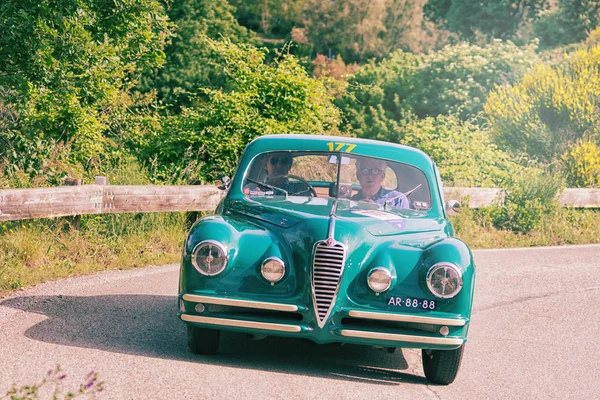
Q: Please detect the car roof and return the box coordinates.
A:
[244,134,434,170]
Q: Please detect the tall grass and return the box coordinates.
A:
[452,207,600,248]
[0,212,186,295]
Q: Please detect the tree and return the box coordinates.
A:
[338,40,539,140]
[0,0,172,173]
[301,0,416,63]
[139,39,341,182]
[424,0,548,40]
[229,0,305,37]
[558,0,600,44]
[139,0,253,109]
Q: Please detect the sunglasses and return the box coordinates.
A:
[269,157,292,166]
[359,168,383,175]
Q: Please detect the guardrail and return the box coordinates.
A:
[1,182,599,222]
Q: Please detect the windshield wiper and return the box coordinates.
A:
[404,184,422,198]
[384,184,422,209]
[245,178,289,199]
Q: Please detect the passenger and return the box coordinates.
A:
[351,158,409,208]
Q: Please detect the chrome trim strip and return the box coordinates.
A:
[348,310,467,327]
[181,314,302,333]
[340,329,464,346]
[182,294,299,312]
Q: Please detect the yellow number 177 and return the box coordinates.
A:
[327,142,357,152]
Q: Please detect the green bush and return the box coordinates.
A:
[424,0,548,41]
[138,0,254,110]
[485,45,600,162]
[406,41,540,120]
[490,170,564,233]
[139,39,342,183]
[0,0,172,180]
[339,40,540,140]
[399,115,526,187]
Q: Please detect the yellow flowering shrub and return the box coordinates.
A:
[562,140,600,187]
[586,27,600,48]
[485,45,600,162]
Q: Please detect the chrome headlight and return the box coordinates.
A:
[191,240,228,276]
[426,262,463,299]
[367,267,392,293]
[261,257,285,283]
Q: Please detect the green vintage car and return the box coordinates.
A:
[178,134,475,385]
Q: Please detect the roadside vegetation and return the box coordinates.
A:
[2,0,600,294]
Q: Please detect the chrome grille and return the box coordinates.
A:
[312,241,346,327]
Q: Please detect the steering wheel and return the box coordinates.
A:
[287,174,318,197]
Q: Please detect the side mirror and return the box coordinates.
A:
[445,199,461,215]
[215,176,230,190]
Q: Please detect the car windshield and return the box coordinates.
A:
[242,151,432,211]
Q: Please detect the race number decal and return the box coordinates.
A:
[327,142,356,153]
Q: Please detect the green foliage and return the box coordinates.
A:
[300,0,418,63]
[399,115,525,187]
[229,0,304,36]
[138,39,341,183]
[0,0,172,179]
[533,10,569,49]
[557,0,600,45]
[489,170,563,233]
[339,40,539,139]
[338,50,418,138]
[424,0,549,41]
[534,2,600,49]
[139,0,253,109]
[562,139,600,187]
[406,41,540,119]
[452,207,600,248]
[485,45,600,162]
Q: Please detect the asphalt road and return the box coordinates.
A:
[1,244,599,399]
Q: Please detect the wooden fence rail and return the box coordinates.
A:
[1,184,600,222]
[0,185,225,222]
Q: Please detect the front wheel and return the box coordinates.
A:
[187,325,220,355]
[422,345,464,385]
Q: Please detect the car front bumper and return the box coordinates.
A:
[179,294,468,350]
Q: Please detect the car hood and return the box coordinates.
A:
[226,197,444,237]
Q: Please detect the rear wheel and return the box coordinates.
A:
[422,345,464,385]
[187,326,220,355]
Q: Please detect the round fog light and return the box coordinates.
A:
[439,326,449,336]
[195,303,205,313]
[367,267,392,293]
[261,257,285,283]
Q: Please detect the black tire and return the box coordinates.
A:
[422,345,464,385]
[187,325,220,355]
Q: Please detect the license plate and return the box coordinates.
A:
[387,296,436,310]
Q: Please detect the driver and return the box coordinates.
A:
[351,157,409,208]
[245,152,312,196]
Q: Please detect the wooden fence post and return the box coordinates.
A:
[186,179,204,229]
[64,177,83,230]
